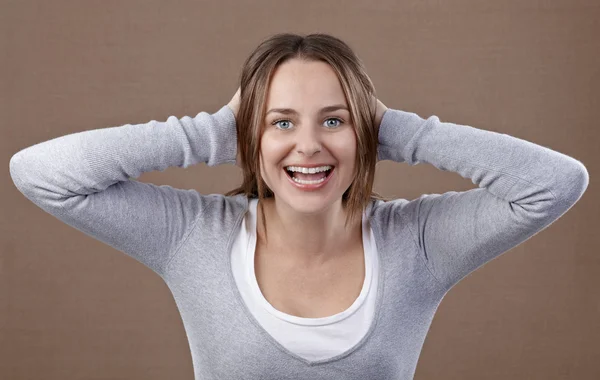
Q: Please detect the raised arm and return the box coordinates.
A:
[376,106,589,291]
[9,104,238,278]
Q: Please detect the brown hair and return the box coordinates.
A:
[224,32,389,242]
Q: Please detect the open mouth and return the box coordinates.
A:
[283,165,335,180]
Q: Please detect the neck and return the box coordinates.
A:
[257,196,363,266]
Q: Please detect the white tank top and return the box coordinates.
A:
[230,198,380,361]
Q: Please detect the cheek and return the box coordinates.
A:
[258,136,288,181]
[330,131,357,165]
[261,132,295,160]
[257,154,276,192]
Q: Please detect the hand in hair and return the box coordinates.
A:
[372,95,388,130]
[227,86,241,121]
[227,87,242,167]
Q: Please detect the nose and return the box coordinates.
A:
[295,123,322,157]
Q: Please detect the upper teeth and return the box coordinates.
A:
[286,165,332,174]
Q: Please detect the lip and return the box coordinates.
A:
[284,166,335,191]
[284,163,335,168]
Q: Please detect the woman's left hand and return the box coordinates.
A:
[372,95,388,130]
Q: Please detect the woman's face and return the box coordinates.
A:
[260,58,356,215]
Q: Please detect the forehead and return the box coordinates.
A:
[266,59,347,110]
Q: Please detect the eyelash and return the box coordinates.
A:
[271,117,345,130]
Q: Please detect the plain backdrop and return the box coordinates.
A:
[2,0,598,379]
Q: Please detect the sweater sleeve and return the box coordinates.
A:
[377,108,589,291]
[8,105,238,278]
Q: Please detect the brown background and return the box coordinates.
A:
[2,0,598,379]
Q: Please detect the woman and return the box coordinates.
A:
[9,33,589,379]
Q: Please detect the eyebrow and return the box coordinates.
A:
[266,104,349,116]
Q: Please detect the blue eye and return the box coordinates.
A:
[272,119,292,130]
[324,118,343,128]
[271,118,344,130]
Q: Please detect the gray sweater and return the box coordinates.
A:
[9,104,589,379]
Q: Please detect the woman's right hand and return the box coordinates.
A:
[227,87,241,121]
[227,87,242,167]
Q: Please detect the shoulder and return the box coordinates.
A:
[369,197,411,223]
[368,195,431,238]
[201,192,248,216]
[189,192,249,232]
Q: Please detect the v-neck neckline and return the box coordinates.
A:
[225,195,386,366]
[248,198,372,325]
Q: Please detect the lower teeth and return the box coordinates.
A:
[292,176,327,185]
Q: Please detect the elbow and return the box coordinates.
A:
[570,160,589,201]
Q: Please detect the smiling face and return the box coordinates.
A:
[259,58,357,215]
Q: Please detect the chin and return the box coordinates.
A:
[277,191,342,215]
[291,198,335,214]
[263,168,348,213]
